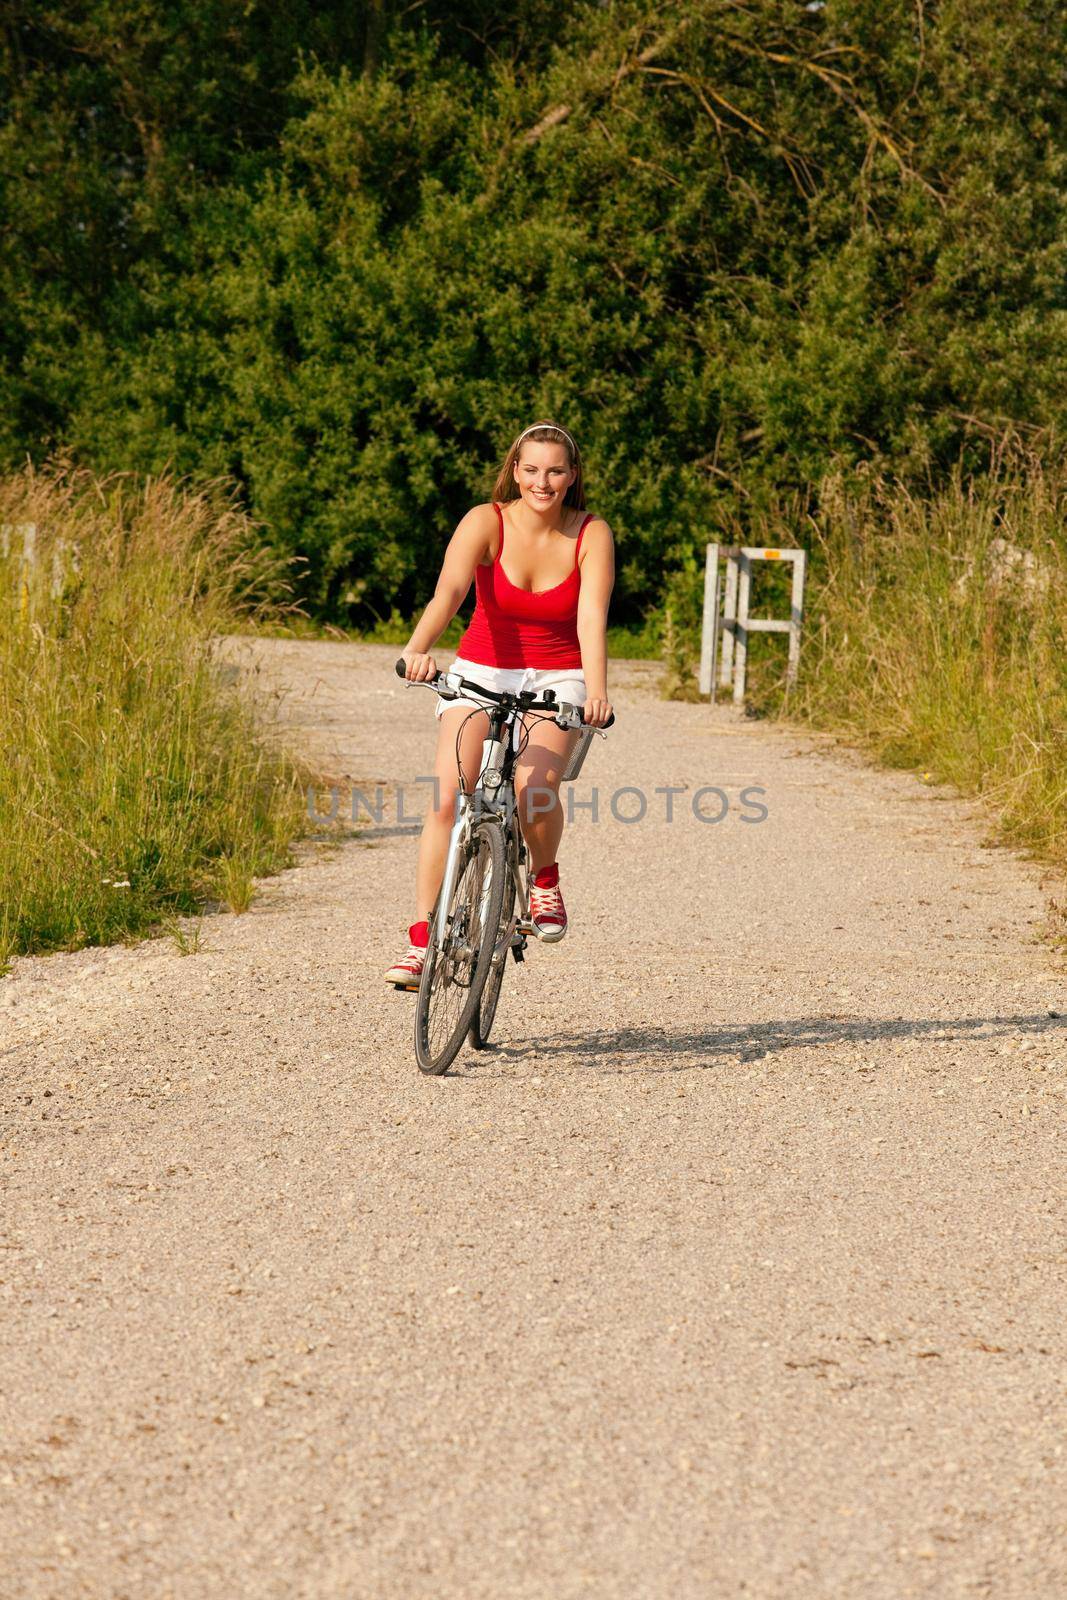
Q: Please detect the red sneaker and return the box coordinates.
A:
[385,921,430,989]
[530,865,567,942]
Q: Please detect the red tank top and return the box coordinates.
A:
[455,502,593,669]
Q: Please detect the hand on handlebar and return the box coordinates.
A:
[582,696,613,729]
[399,649,437,683]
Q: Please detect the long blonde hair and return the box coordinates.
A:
[491,420,586,509]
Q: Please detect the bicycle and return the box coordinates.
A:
[393,658,615,1075]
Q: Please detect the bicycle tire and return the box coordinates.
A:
[414,817,506,1076]
[468,831,517,1050]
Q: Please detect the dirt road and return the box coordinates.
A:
[2,638,1065,1599]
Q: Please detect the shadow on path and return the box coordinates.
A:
[460,1011,1066,1078]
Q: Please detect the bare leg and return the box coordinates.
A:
[413,705,488,922]
[513,718,580,873]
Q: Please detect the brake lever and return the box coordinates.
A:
[554,700,614,734]
[395,657,464,699]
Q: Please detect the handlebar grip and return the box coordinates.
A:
[396,657,443,687]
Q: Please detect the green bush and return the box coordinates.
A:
[2,4,1063,627]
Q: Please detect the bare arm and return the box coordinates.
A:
[401,505,495,680]
[576,518,615,726]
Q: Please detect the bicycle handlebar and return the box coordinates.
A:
[394,658,615,730]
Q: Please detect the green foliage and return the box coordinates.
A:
[658,557,705,700]
[1,2,1064,628]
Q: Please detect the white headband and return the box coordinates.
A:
[514,423,578,456]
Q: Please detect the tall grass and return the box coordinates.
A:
[0,463,312,970]
[752,444,1067,899]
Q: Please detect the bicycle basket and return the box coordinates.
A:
[560,726,595,783]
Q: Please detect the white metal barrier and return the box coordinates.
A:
[698,543,807,704]
[2,523,79,613]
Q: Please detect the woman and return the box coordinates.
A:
[385,420,615,988]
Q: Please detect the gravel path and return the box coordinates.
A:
[2,637,1066,1600]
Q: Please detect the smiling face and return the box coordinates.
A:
[513,441,577,515]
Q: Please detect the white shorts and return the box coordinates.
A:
[435,655,587,744]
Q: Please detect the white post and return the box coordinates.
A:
[1,523,36,561]
[13,523,36,618]
[732,552,752,705]
[719,550,739,689]
[698,543,720,700]
[786,548,806,688]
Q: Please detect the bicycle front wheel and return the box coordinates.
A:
[414,817,506,1076]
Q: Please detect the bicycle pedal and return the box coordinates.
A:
[511,942,525,964]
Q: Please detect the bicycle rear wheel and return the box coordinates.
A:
[468,831,518,1050]
[414,817,506,1075]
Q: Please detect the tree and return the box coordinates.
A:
[2,2,1064,620]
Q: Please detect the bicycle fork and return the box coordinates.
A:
[434,798,473,948]
[434,784,506,952]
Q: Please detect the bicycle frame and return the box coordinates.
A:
[434,695,524,949]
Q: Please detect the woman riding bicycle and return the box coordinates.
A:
[385,420,615,988]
